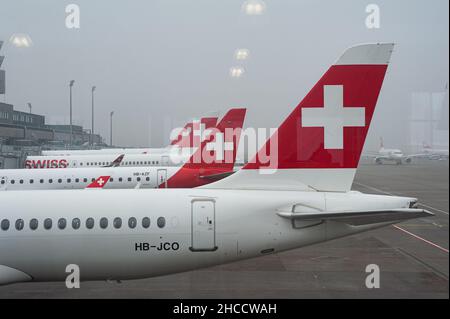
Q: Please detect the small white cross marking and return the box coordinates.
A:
[192,121,206,138]
[97,178,105,186]
[301,85,366,149]
[206,133,234,161]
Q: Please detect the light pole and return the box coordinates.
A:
[69,80,75,146]
[110,111,114,146]
[91,86,96,146]
[27,102,32,114]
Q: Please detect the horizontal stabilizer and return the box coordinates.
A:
[277,208,433,226]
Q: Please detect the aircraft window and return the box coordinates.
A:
[30,179,34,184]
[72,218,81,230]
[146,177,150,182]
[29,218,39,230]
[100,217,108,229]
[44,218,52,230]
[86,218,95,229]
[40,179,44,184]
[10,180,15,184]
[67,179,71,183]
[75,178,79,183]
[58,218,67,230]
[58,179,62,183]
[157,217,166,228]
[128,217,137,229]
[87,163,90,166]
[0,180,4,185]
[119,177,123,182]
[113,217,122,229]
[137,177,141,182]
[15,219,24,231]
[95,162,98,166]
[128,177,132,182]
[19,179,24,184]
[1,219,9,231]
[49,179,53,184]
[91,178,96,182]
[110,178,114,182]
[83,178,88,183]
[140,161,143,165]
[80,163,83,166]
[142,217,150,228]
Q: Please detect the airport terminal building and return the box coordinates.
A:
[0,102,104,168]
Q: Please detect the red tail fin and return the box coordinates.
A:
[161,108,246,188]
[205,43,394,192]
[87,176,110,189]
[171,117,218,147]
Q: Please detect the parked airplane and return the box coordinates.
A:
[420,142,449,160]
[40,116,218,156]
[0,43,432,286]
[2,109,245,190]
[370,138,412,165]
[25,110,242,169]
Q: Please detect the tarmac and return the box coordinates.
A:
[0,159,448,298]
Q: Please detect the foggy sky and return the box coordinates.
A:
[0,0,448,149]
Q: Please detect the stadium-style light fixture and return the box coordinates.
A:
[235,49,250,61]
[242,0,266,15]
[9,34,33,48]
[230,67,245,78]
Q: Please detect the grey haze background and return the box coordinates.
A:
[0,0,448,149]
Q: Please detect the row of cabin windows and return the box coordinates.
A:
[77,161,159,167]
[1,176,151,185]
[0,216,166,231]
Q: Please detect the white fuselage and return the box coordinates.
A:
[422,148,449,159]
[375,148,410,164]
[25,149,195,169]
[0,166,181,191]
[41,146,186,156]
[0,188,415,284]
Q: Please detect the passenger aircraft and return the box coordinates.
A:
[420,142,449,160]
[0,43,432,286]
[25,111,240,169]
[1,109,245,190]
[40,116,218,156]
[370,138,412,165]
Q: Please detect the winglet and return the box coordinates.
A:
[86,176,111,189]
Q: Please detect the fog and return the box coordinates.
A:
[0,0,448,150]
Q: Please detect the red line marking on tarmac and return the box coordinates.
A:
[393,225,449,253]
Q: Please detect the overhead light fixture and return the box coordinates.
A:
[230,67,245,78]
[235,49,250,60]
[9,34,33,48]
[242,0,266,15]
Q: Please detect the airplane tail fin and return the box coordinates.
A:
[104,154,124,167]
[86,176,111,189]
[170,117,218,148]
[204,43,394,192]
[160,108,246,188]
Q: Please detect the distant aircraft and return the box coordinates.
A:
[25,110,244,169]
[419,142,449,160]
[40,116,218,156]
[2,109,245,190]
[372,138,413,165]
[0,43,431,286]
